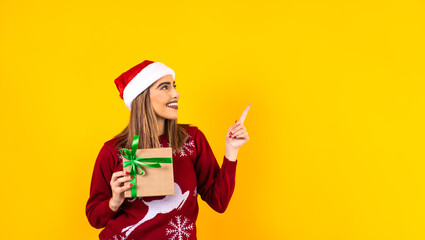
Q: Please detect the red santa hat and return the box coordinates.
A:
[114,60,175,110]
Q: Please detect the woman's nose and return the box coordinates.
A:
[173,88,180,99]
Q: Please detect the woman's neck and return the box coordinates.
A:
[157,117,165,136]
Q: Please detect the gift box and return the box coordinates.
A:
[120,135,174,198]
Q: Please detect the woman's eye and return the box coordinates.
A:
[161,85,176,90]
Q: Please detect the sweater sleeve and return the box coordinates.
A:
[86,142,120,229]
[194,128,237,213]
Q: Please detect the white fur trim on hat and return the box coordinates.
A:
[123,62,175,110]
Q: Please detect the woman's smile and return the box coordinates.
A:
[166,101,178,110]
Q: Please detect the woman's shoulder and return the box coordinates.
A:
[102,135,125,151]
[180,124,211,142]
[180,124,201,136]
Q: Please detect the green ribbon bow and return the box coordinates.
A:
[120,135,173,197]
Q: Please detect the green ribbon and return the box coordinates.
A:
[120,135,173,197]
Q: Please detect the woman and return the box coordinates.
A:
[86,60,250,240]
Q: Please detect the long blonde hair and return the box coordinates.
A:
[113,87,189,153]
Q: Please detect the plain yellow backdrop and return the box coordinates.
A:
[1,0,424,239]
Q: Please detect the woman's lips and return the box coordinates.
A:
[167,105,178,110]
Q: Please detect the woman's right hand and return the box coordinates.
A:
[109,171,134,212]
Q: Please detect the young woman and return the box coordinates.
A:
[86,60,250,240]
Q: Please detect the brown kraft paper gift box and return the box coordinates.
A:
[123,147,174,198]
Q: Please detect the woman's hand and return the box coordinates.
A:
[225,104,250,161]
[109,171,133,212]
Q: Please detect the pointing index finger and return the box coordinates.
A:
[238,104,251,124]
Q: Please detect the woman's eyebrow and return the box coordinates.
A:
[156,81,176,89]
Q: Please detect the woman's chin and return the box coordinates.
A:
[166,114,178,120]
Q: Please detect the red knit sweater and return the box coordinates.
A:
[86,126,237,240]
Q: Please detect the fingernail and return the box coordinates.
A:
[129,183,133,186]
[235,120,237,123]
[125,171,130,175]
[131,176,134,179]
[230,132,233,135]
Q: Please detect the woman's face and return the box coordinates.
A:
[149,74,180,121]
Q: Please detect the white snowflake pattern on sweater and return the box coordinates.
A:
[159,134,195,158]
[165,215,194,240]
[175,134,195,157]
[111,234,133,240]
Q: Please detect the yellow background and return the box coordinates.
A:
[1,0,424,239]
